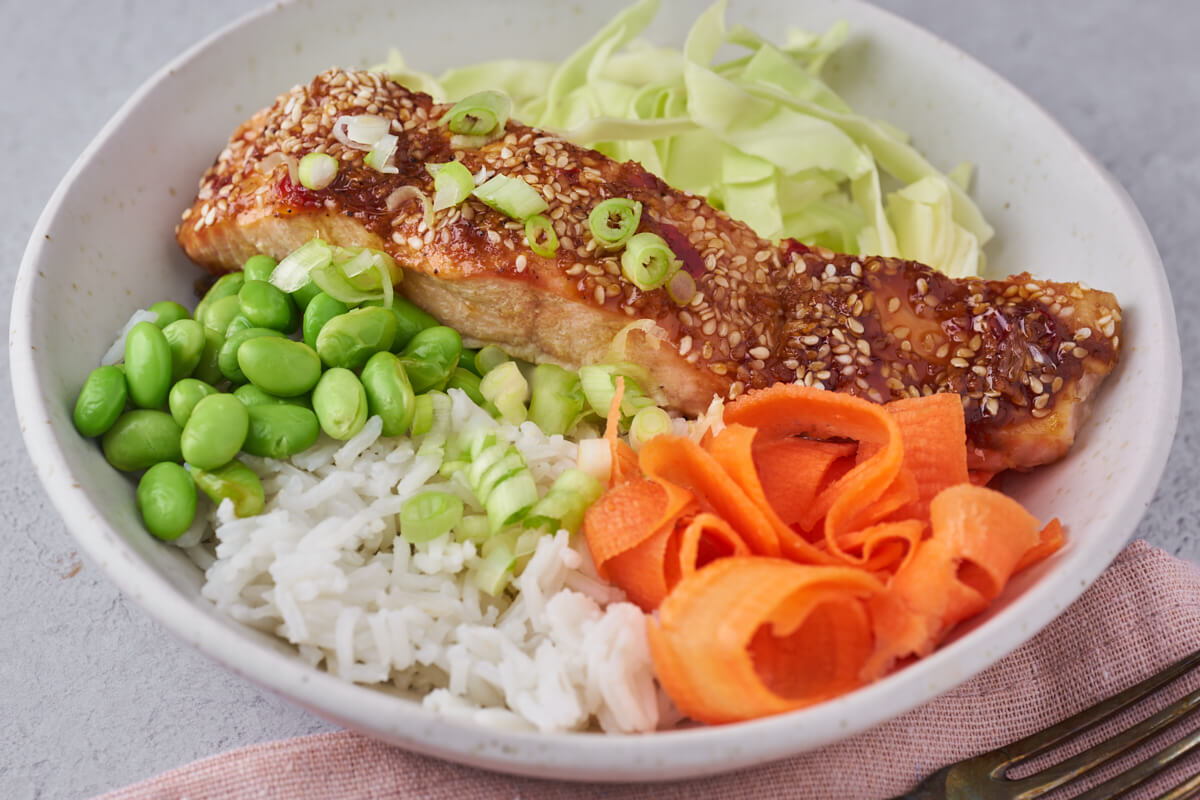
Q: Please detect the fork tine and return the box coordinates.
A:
[1004,685,1200,795]
[991,648,1200,772]
[1154,768,1200,800]
[1069,720,1200,799]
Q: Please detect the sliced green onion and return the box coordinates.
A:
[523,468,605,534]
[473,345,510,376]
[578,364,655,420]
[486,472,539,534]
[620,232,678,290]
[524,214,559,258]
[666,269,697,305]
[310,263,382,304]
[429,161,475,212]
[454,514,491,545]
[443,90,511,137]
[450,133,503,150]
[472,175,548,221]
[588,198,642,249]
[297,153,338,190]
[528,364,584,437]
[471,543,516,596]
[400,491,463,543]
[410,393,434,436]
[269,238,333,293]
[479,360,529,425]
[335,114,389,149]
[416,391,453,460]
[363,133,399,174]
[629,406,673,450]
[576,438,612,484]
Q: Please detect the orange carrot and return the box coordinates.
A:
[582,477,693,578]
[1014,518,1065,572]
[605,377,639,487]
[885,393,969,519]
[647,557,883,724]
[863,484,1043,678]
[639,435,782,557]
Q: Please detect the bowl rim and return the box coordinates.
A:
[10,0,1182,782]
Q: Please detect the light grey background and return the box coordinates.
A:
[2,1,1196,797]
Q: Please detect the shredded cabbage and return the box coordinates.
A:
[376,0,992,277]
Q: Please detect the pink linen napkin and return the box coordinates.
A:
[98,540,1200,800]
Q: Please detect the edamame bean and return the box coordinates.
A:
[168,378,218,427]
[191,459,264,517]
[316,306,397,370]
[149,300,190,328]
[218,327,284,384]
[124,321,173,408]
[238,280,297,332]
[161,319,205,381]
[101,410,182,471]
[398,326,462,394]
[181,394,248,469]
[224,313,254,337]
[446,367,486,407]
[233,384,309,409]
[302,292,349,350]
[193,272,244,325]
[312,367,368,440]
[243,404,320,458]
[199,294,242,336]
[73,365,128,437]
[136,462,196,540]
[363,296,437,352]
[360,352,416,437]
[238,337,321,397]
[242,254,277,283]
[291,280,322,311]
[192,328,225,386]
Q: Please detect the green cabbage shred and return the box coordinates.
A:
[376,0,993,278]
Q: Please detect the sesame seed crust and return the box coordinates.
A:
[177,68,1123,471]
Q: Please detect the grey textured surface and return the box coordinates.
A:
[2,1,1196,797]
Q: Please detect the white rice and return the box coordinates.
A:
[187,388,667,733]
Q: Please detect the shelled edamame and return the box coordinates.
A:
[73,246,663,546]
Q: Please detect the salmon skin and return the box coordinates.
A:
[177,68,1121,472]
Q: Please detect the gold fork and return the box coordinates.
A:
[892,647,1200,799]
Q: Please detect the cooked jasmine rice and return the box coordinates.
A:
[183,389,668,733]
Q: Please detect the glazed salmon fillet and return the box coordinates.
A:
[177,68,1121,472]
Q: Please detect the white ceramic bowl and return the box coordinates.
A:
[11,0,1179,782]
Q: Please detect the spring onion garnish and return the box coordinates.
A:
[456,427,540,534]
[428,161,475,212]
[385,185,434,231]
[524,214,558,258]
[578,364,655,420]
[588,198,642,249]
[333,114,390,150]
[297,153,338,190]
[471,544,516,596]
[629,406,673,450]
[363,133,399,174]
[410,393,434,436]
[577,438,612,484]
[271,239,397,305]
[472,175,548,221]
[666,269,697,306]
[620,232,678,290]
[259,151,298,184]
[473,345,510,376]
[528,364,584,437]
[400,490,464,543]
[523,468,604,534]
[443,90,511,137]
[453,514,491,545]
[479,360,530,425]
[269,238,333,293]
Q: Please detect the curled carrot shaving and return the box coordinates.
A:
[605,376,639,487]
[647,558,883,724]
[582,383,1065,724]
